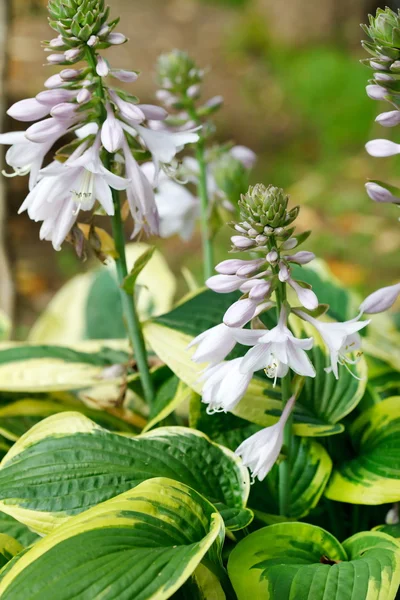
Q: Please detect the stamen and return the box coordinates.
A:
[2,165,31,178]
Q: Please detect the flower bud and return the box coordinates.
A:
[286,251,315,265]
[366,84,388,100]
[223,299,257,328]
[44,73,64,88]
[278,263,290,282]
[231,235,255,249]
[109,90,145,123]
[288,279,318,310]
[77,88,91,104]
[281,237,298,251]
[60,68,82,81]
[206,274,244,293]
[106,33,127,45]
[110,69,139,83]
[366,139,400,157]
[359,282,400,314]
[65,48,82,62]
[267,249,278,264]
[137,104,168,121]
[7,98,51,122]
[249,282,272,301]
[36,89,77,106]
[51,102,78,118]
[47,53,66,64]
[87,35,98,47]
[96,56,109,77]
[230,145,257,170]
[239,184,293,229]
[375,110,400,127]
[365,181,400,204]
[156,50,202,93]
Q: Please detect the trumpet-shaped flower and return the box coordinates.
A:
[122,138,159,237]
[295,310,370,379]
[0,130,61,190]
[188,323,239,366]
[239,308,315,382]
[201,357,254,414]
[236,394,296,481]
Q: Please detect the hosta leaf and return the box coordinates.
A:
[374,524,400,538]
[325,396,400,504]
[29,243,176,344]
[0,478,224,600]
[0,512,38,547]
[173,563,226,599]
[228,523,400,600]
[145,289,367,437]
[0,397,138,441]
[0,412,250,534]
[0,341,130,392]
[0,312,11,343]
[249,436,332,519]
[0,534,23,570]
[144,376,198,432]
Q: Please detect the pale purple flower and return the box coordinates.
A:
[215,258,265,275]
[231,235,255,249]
[366,139,400,157]
[295,310,369,379]
[238,308,315,382]
[207,274,247,294]
[188,323,238,365]
[0,130,62,190]
[223,298,259,328]
[137,105,168,121]
[109,90,145,123]
[101,103,124,152]
[359,282,400,315]
[142,163,198,240]
[65,48,81,62]
[25,116,78,143]
[285,251,315,265]
[60,69,81,81]
[87,35,98,47]
[122,138,159,237]
[375,111,400,127]
[50,102,78,119]
[365,182,400,204]
[36,89,78,106]
[44,73,64,89]
[281,237,298,250]
[7,98,51,122]
[110,69,138,83]
[77,88,91,104]
[235,394,296,481]
[201,357,254,414]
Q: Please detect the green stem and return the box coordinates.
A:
[270,235,292,516]
[186,104,214,280]
[85,47,154,405]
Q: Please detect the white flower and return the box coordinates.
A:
[0,130,61,190]
[188,323,238,365]
[295,310,370,379]
[123,122,200,181]
[201,357,253,414]
[19,136,129,248]
[365,182,400,204]
[365,139,400,157]
[235,394,296,481]
[142,162,199,240]
[238,308,315,383]
[122,138,159,237]
[101,103,124,152]
[7,97,51,122]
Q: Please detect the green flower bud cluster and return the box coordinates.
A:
[47,0,117,45]
[156,50,203,96]
[362,8,400,51]
[239,184,299,230]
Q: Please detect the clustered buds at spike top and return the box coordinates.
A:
[211,153,249,205]
[156,50,203,96]
[47,0,118,47]
[238,184,298,230]
[362,7,400,211]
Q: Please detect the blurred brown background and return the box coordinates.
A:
[1,0,399,337]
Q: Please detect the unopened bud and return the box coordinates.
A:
[359,282,400,314]
[231,235,255,249]
[366,84,388,100]
[267,249,278,264]
[106,33,127,45]
[375,110,400,127]
[47,53,66,64]
[60,68,82,81]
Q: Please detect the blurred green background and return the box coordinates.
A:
[3,0,400,336]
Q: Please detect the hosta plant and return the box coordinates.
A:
[0,2,399,599]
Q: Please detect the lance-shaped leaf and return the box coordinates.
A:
[0,478,225,600]
[122,246,155,294]
[228,523,400,600]
[0,412,250,534]
[325,396,400,504]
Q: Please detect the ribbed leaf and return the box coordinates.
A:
[0,478,224,600]
[173,563,226,599]
[0,341,130,392]
[0,412,250,533]
[0,397,140,441]
[0,512,37,547]
[144,377,198,432]
[0,534,23,570]
[228,523,400,600]
[325,396,400,504]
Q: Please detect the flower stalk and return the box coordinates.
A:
[85,45,154,404]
